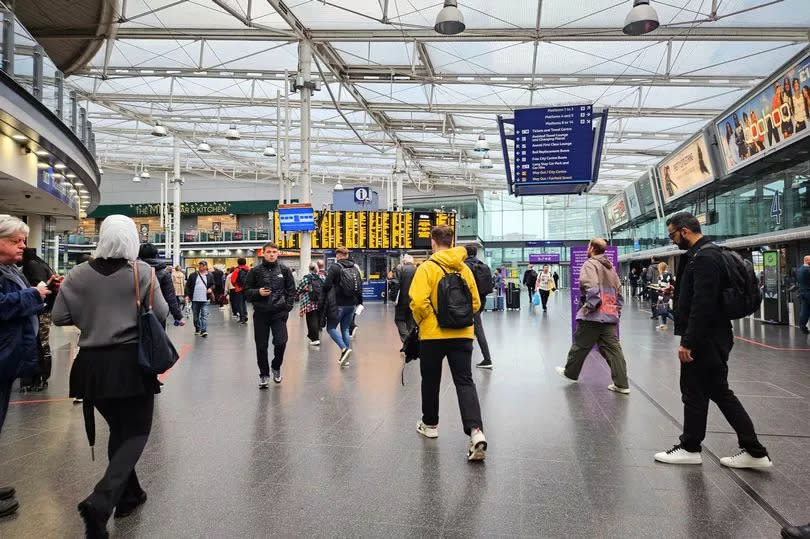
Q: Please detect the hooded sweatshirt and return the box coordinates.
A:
[409,246,481,340]
[576,253,623,324]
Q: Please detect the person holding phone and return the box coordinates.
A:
[243,242,295,387]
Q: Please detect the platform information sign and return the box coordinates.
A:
[514,105,593,185]
[529,253,560,264]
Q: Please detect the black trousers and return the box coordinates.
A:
[0,377,14,433]
[420,339,483,435]
[526,287,534,305]
[87,392,154,520]
[305,310,321,342]
[231,291,247,321]
[679,332,767,457]
[538,289,550,310]
[472,311,491,362]
[254,310,289,375]
[395,314,416,344]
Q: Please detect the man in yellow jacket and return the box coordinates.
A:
[409,224,487,461]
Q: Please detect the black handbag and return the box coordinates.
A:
[134,262,179,376]
[400,325,420,386]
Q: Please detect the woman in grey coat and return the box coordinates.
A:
[53,215,167,538]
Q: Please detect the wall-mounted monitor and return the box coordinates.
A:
[657,133,715,204]
[604,192,629,230]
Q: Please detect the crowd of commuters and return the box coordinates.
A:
[4,211,810,538]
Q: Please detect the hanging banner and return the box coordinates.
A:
[715,51,810,174]
[657,134,715,203]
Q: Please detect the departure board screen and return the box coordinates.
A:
[274,210,453,250]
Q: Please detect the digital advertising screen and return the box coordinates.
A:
[715,51,810,174]
[657,134,715,203]
[604,193,629,230]
[625,183,642,220]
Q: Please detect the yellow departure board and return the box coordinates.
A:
[273,210,453,250]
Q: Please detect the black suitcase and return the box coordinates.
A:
[506,285,521,310]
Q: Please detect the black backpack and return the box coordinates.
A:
[472,261,494,298]
[235,267,248,289]
[339,264,362,297]
[430,260,474,329]
[309,275,324,303]
[696,244,761,319]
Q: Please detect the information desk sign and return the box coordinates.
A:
[514,105,593,185]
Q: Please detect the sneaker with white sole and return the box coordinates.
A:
[416,421,438,439]
[468,429,487,461]
[309,340,320,346]
[339,348,352,367]
[258,375,270,389]
[654,444,702,465]
[657,324,667,330]
[272,369,282,384]
[608,383,630,395]
[719,450,773,469]
[555,366,577,383]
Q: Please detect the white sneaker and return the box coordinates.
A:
[468,429,487,461]
[258,375,270,389]
[309,340,320,346]
[416,421,438,439]
[654,445,702,465]
[608,383,630,395]
[339,348,352,367]
[719,450,773,469]
[657,324,667,330]
[555,366,577,383]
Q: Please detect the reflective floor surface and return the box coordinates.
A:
[2,292,808,538]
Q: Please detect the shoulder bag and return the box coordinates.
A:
[134,262,179,375]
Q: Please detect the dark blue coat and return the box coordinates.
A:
[0,268,44,380]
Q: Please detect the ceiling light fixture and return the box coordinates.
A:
[11,134,27,141]
[35,149,49,157]
[480,151,493,169]
[434,0,465,35]
[474,133,489,152]
[151,122,168,136]
[140,168,150,179]
[623,0,659,36]
[334,180,344,191]
[263,144,277,157]
[197,140,211,153]
[225,125,241,140]
[54,162,66,170]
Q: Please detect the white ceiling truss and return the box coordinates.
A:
[48,0,809,196]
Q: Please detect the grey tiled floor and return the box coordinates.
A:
[1,292,806,537]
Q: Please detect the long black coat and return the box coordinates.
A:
[394,263,417,322]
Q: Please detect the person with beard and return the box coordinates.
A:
[654,212,772,469]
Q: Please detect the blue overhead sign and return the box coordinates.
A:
[278,204,315,232]
[513,105,594,185]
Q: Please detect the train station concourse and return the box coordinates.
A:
[2,0,810,537]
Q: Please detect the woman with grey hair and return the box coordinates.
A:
[53,215,168,536]
[0,214,50,517]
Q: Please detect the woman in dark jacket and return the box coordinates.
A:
[0,215,49,517]
[19,248,58,391]
[53,215,168,538]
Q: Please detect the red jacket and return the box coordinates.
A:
[230,265,250,293]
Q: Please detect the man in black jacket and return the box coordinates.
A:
[465,245,493,369]
[323,246,363,367]
[654,212,772,469]
[393,254,417,344]
[139,244,184,327]
[522,265,537,306]
[244,242,295,387]
[184,260,215,337]
[19,248,57,391]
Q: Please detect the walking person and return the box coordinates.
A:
[323,247,363,367]
[552,270,560,290]
[19,247,59,392]
[225,267,238,319]
[230,258,251,325]
[522,264,537,306]
[52,215,168,536]
[296,262,325,346]
[654,212,772,468]
[646,260,660,317]
[464,245,494,369]
[393,254,417,344]
[243,243,295,387]
[556,238,630,395]
[0,215,51,517]
[534,265,553,312]
[629,267,640,298]
[171,266,186,314]
[410,225,487,460]
[211,265,225,307]
[797,255,810,334]
[184,261,214,337]
[139,244,184,327]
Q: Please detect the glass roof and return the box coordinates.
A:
[55,0,810,195]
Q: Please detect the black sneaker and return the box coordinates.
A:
[0,486,14,500]
[476,360,493,369]
[114,491,147,519]
[0,498,19,518]
[77,500,109,539]
[200,331,208,338]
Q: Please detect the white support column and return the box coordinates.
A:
[395,145,405,210]
[172,143,182,267]
[298,39,313,274]
[276,90,282,201]
[26,214,43,255]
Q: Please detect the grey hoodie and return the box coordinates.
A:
[576,254,623,324]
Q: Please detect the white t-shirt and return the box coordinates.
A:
[536,272,552,291]
[193,272,209,302]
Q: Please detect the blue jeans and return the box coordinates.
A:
[327,305,355,350]
[799,292,810,329]
[192,301,209,332]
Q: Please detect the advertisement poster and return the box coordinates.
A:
[604,193,629,229]
[657,135,715,203]
[625,183,641,219]
[570,245,618,336]
[715,52,810,174]
[139,224,149,239]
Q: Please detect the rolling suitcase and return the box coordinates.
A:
[506,286,521,310]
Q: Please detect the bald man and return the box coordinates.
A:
[556,238,630,394]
